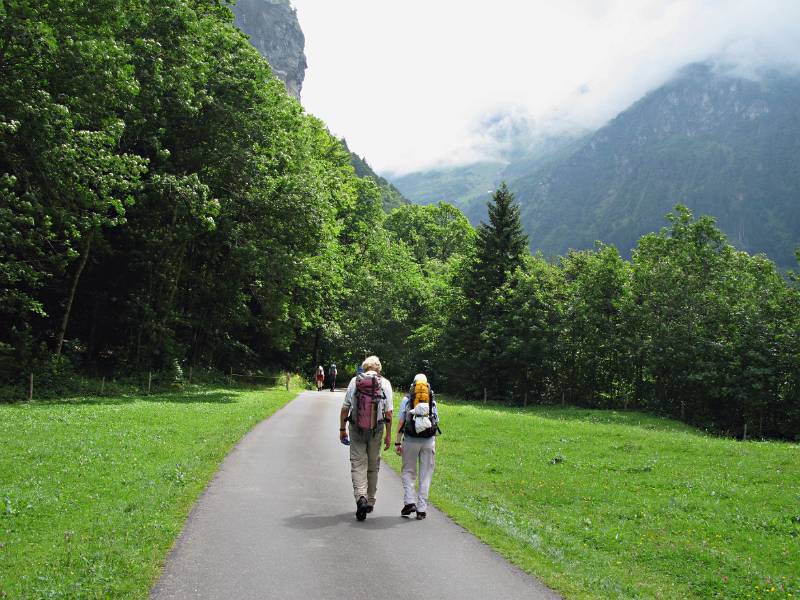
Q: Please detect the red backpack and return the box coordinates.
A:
[351,373,384,432]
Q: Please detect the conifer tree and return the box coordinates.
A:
[442,183,529,398]
[472,182,528,297]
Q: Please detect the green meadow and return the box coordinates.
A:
[387,399,800,599]
[0,384,297,599]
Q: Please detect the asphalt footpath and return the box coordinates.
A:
[151,389,561,600]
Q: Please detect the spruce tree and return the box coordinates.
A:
[473,182,529,297]
[443,183,529,398]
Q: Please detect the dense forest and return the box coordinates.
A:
[1,1,798,439]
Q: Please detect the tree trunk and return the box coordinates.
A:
[161,244,187,328]
[55,230,94,356]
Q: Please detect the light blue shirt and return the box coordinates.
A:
[399,394,439,423]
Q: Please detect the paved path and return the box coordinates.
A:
[151,390,560,600]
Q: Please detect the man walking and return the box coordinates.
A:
[395,373,439,520]
[339,356,393,521]
[328,363,338,392]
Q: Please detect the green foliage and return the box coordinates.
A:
[0,0,369,378]
[344,140,409,212]
[436,200,799,438]
[440,183,529,396]
[384,202,475,264]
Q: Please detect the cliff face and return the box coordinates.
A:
[230,0,306,100]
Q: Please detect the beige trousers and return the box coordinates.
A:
[401,436,436,512]
[349,424,384,505]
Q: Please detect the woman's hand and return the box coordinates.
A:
[395,443,402,456]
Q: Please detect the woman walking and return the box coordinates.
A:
[395,373,439,520]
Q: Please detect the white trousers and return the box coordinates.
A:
[401,436,435,512]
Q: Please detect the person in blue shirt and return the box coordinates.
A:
[394,373,438,520]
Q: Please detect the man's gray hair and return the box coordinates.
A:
[362,355,382,373]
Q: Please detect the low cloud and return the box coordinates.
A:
[293,0,800,175]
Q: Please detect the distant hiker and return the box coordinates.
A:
[339,356,393,521]
[315,365,325,391]
[328,363,338,392]
[395,373,439,520]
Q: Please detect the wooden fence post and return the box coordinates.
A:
[147,371,152,395]
[101,376,105,395]
[483,388,487,404]
[229,367,233,387]
[28,373,33,401]
[524,390,528,408]
[285,373,290,391]
[743,422,748,441]
[188,365,193,384]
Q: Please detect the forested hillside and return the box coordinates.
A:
[391,64,800,268]
[513,64,800,266]
[390,161,504,214]
[343,140,409,211]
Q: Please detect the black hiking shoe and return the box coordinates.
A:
[401,503,416,517]
[416,511,427,520]
[365,504,374,513]
[356,496,368,521]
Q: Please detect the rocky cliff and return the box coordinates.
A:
[230,0,306,100]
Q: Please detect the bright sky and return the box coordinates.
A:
[291,0,800,175]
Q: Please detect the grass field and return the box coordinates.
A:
[386,399,800,599]
[0,383,299,599]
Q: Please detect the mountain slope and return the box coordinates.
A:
[391,161,505,213]
[388,134,582,224]
[512,64,800,266]
[344,141,409,212]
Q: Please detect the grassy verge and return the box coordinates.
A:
[385,398,800,599]
[0,382,301,598]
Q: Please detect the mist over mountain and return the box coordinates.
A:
[513,63,800,266]
[391,63,800,267]
[390,131,583,221]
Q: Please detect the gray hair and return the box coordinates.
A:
[362,355,382,373]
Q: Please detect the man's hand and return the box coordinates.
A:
[383,436,391,451]
[395,444,402,456]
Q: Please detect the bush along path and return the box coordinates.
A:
[0,383,300,599]
[151,390,559,600]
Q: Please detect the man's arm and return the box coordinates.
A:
[383,408,393,450]
[340,378,356,441]
[339,407,349,441]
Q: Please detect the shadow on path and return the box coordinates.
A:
[284,512,414,531]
